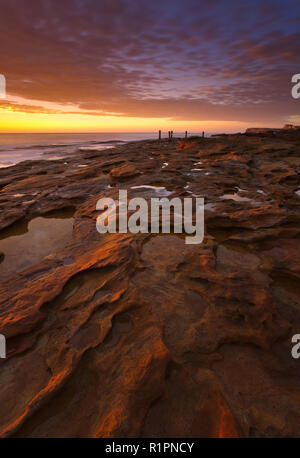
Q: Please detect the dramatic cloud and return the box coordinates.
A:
[1,0,299,125]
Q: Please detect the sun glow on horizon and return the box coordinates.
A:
[0,108,251,134]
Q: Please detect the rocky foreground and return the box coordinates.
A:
[0,131,300,437]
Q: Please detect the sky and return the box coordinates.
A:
[0,0,299,133]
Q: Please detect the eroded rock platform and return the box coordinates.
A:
[0,131,299,437]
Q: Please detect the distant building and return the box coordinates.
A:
[283,124,300,130]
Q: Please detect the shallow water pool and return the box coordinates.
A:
[0,209,74,279]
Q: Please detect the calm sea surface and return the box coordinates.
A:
[0,132,209,168]
[0,132,152,167]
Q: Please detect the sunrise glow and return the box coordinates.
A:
[0,107,251,133]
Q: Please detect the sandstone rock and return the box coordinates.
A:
[110,164,139,179]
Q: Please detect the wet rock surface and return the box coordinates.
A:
[0,132,299,437]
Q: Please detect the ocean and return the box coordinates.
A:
[0,132,158,168]
[0,131,202,168]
